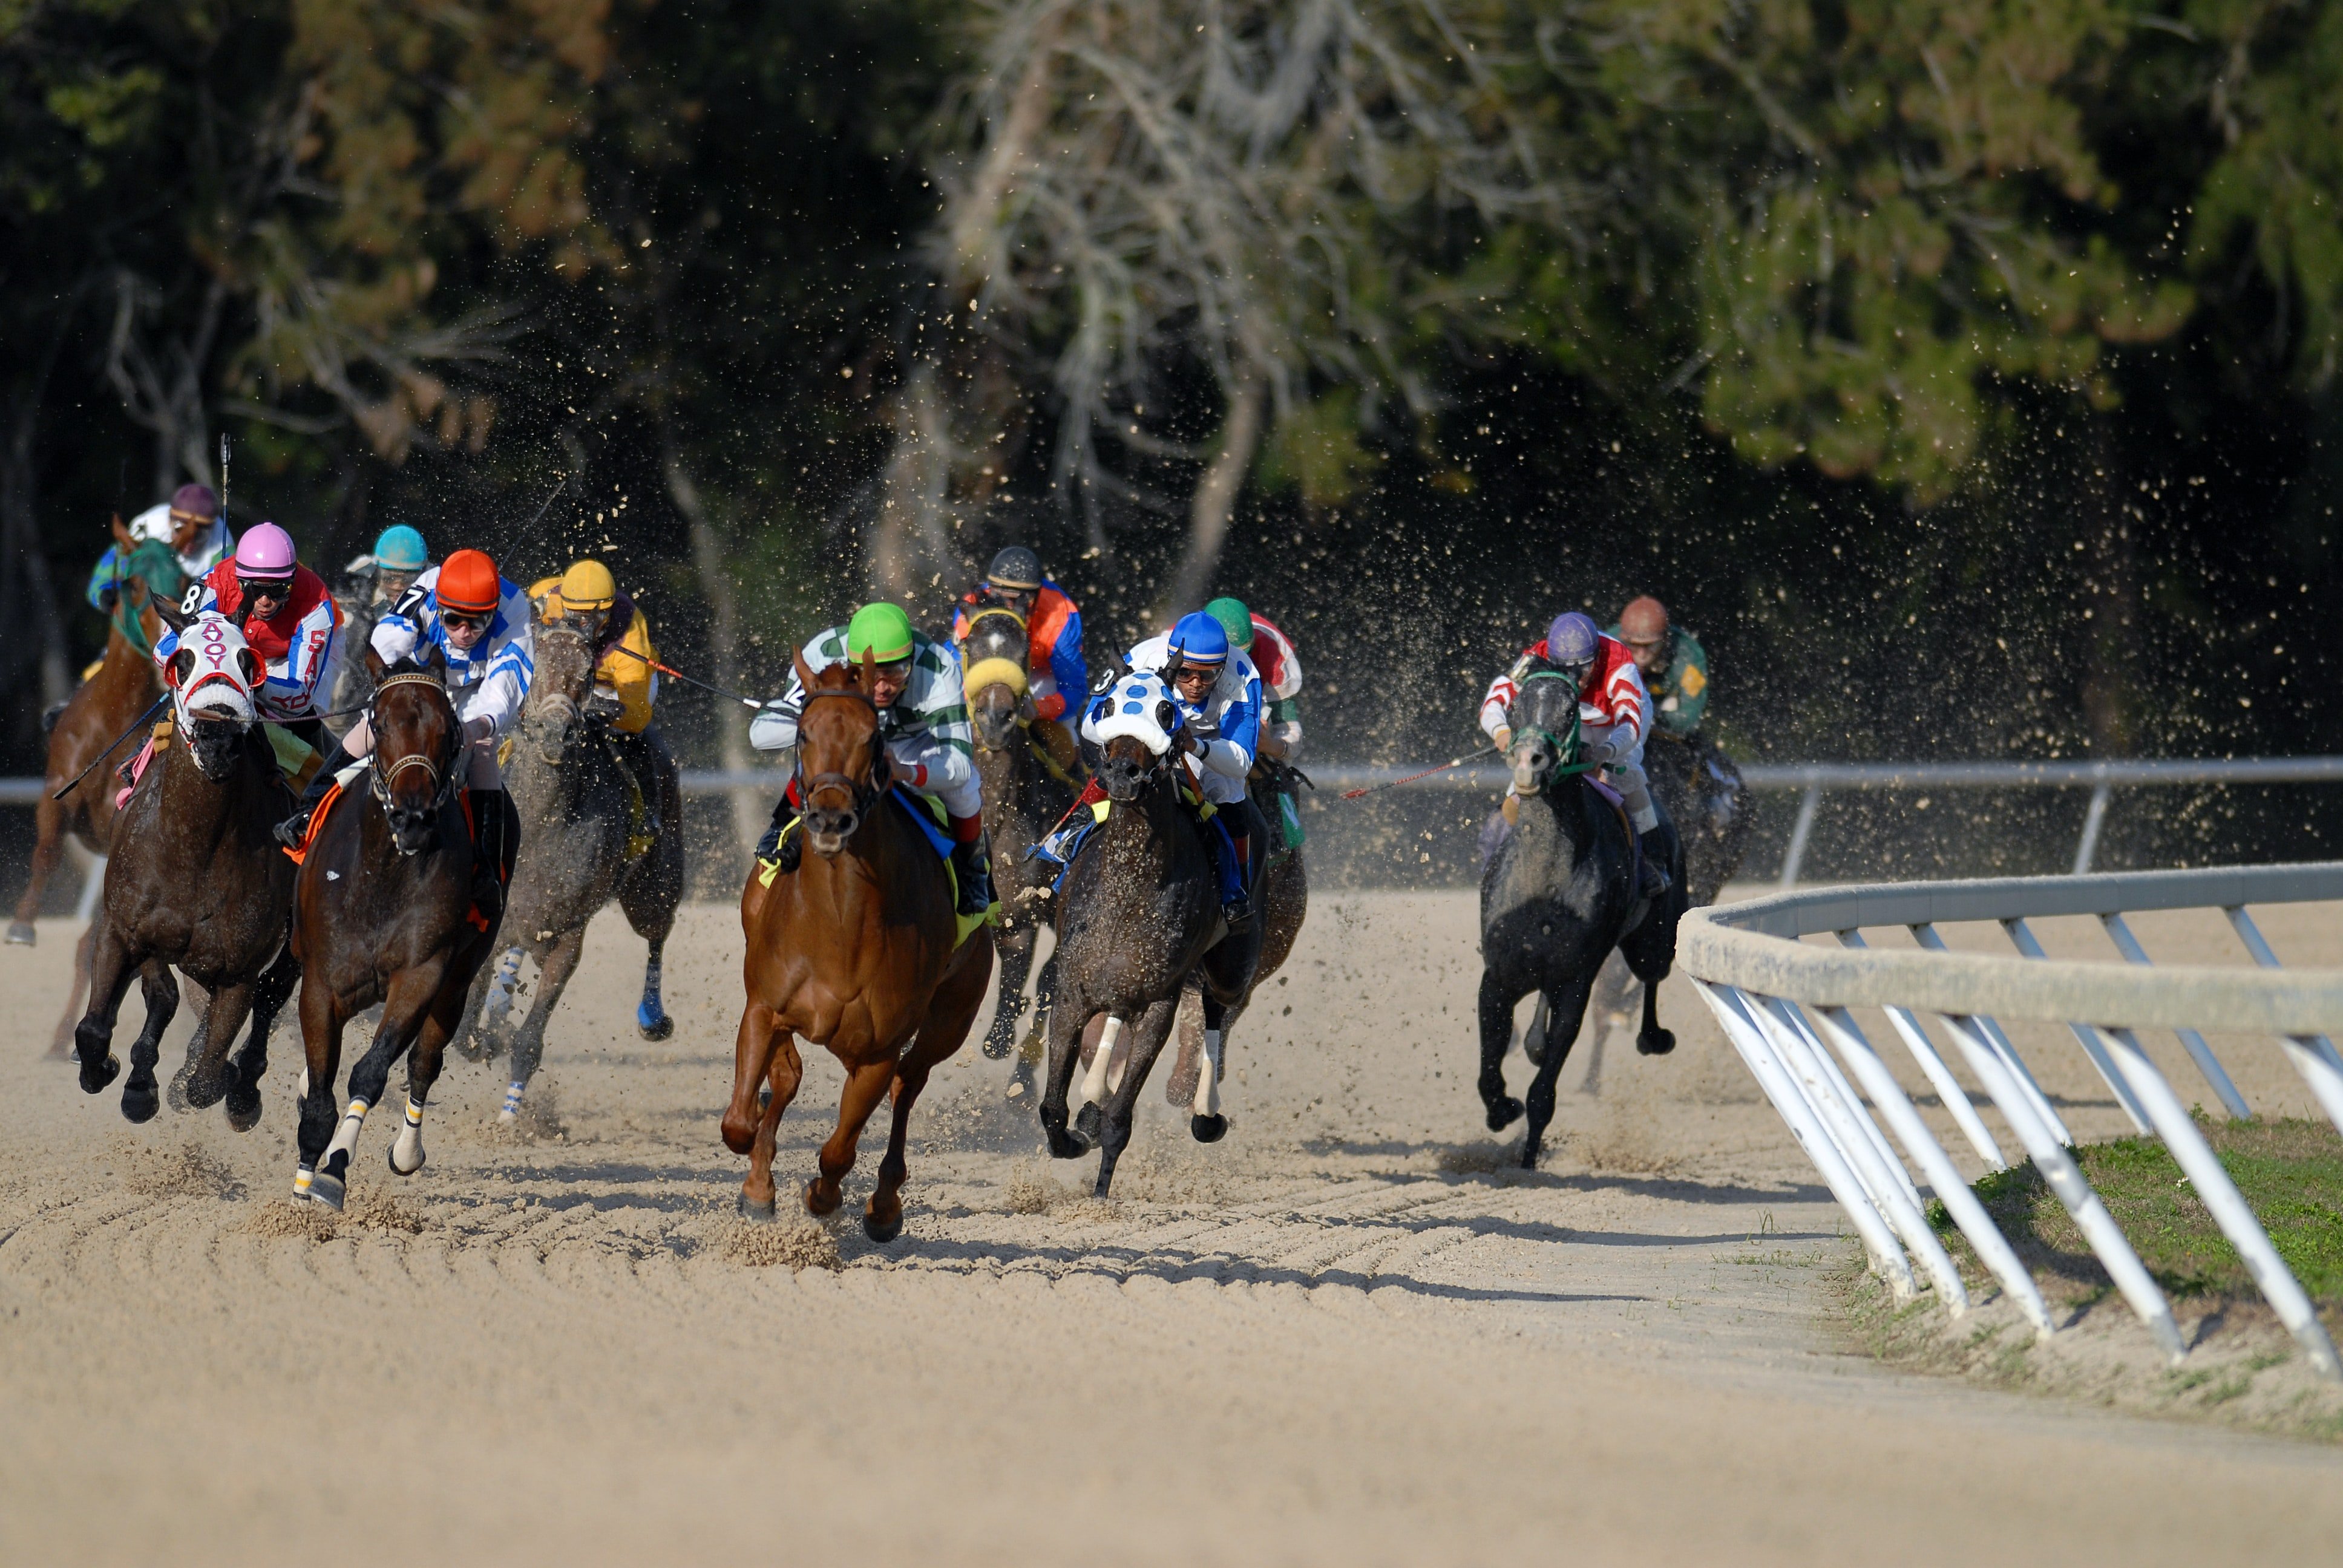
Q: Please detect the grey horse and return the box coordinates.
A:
[456,621,683,1120]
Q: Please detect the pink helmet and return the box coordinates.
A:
[232,521,297,580]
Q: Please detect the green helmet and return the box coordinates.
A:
[1203,596,1254,652]
[845,601,917,664]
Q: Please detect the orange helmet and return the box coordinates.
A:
[436,549,502,616]
[1618,595,1670,645]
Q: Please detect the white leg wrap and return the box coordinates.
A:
[298,1067,310,1099]
[499,1081,525,1123]
[390,1094,427,1174]
[483,947,523,1022]
[1193,1028,1224,1117]
[325,1097,371,1165]
[292,1163,315,1203]
[1078,1016,1123,1109]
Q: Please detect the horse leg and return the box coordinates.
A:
[314,962,443,1211]
[390,965,475,1177]
[1094,998,1178,1198]
[634,932,673,1042]
[49,919,100,1059]
[1037,987,1092,1159]
[738,1033,804,1222]
[1634,967,1676,1056]
[71,922,138,1096]
[1476,970,1527,1132]
[1521,976,1597,1170]
[455,942,520,1063]
[1620,923,1679,1057]
[1009,948,1058,1100]
[618,817,681,1042]
[118,960,180,1124]
[9,790,65,945]
[1165,987,1205,1109]
[866,938,992,1241]
[980,921,1035,1060]
[1072,1012,1118,1146]
[806,1056,893,1219]
[224,949,300,1132]
[179,976,257,1112]
[1189,990,1231,1144]
[292,971,347,1204]
[500,927,583,1124]
[721,1001,783,1158]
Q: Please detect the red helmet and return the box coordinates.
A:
[436,549,502,616]
[1618,595,1670,645]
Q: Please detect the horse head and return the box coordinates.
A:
[1082,671,1181,802]
[793,648,885,858]
[959,607,1031,753]
[1506,670,1583,797]
[156,605,262,780]
[519,621,597,763]
[368,649,459,856]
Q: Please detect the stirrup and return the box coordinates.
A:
[1223,895,1254,934]
[274,811,311,851]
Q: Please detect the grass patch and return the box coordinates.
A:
[1930,1115,2343,1304]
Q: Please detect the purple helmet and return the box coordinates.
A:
[1545,612,1599,673]
[233,521,298,581]
[169,483,217,519]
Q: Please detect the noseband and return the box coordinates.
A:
[369,670,462,820]
[793,684,886,834]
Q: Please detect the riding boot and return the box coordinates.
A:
[754,793,801,874]
[469,789,508,922]
[1635,828,1671,900]
[1222,828,1254,933]
[950,836,996,918]
[275,735,354,849]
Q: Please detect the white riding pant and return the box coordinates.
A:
[1182,753,1249,807]
[1582,722,1658,834]
[888,738,983,820]
[338,713,504,791]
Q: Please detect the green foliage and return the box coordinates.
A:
[1259,389,1381,512]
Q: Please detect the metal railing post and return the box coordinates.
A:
[1835,930,2007,1171]
[1911,924,2076,1146]
[2091,1025,2343,1379]
[2000,918,2153,1134]
[1778,782,1822,889]
[2072,780,2112,874]
[2223,906,2343,1138]
[2098,913,2252,1119]
[1768,998,1927,1219]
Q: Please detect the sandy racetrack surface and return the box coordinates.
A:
[5,891,2341,1565]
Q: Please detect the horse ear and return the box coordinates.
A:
[424,641,447,678]
[238,648,262,688]
[167,648,192,689]
[793,648,816,692]
[857,645,874,691]
[365,647,388,684]
[153,588,191,635]
[110,514,134,551]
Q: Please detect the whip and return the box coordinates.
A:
[1337,744,1499,800]
[52,696,171,800]
[603,641,764,711]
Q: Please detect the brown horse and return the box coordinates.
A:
[721,651,994,1243]
[286,650,508,1210]
[71,604,297,1129]
[12,526,186,1056]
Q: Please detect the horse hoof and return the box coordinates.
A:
[980,1031,1012,1061]
[636,1004,673,1042]
[1190,1113,1228,1144]
[310,1171,347,1212]
[862,1207,903,1244]
[387,1140,424,1177]
[736,1190,776,1223]
[120,1083,160,1125]
[1637,1028,1677,1057]
[1519,1144,1542,1172]
[1485,1096,1524,1132]
[166,1065,193,1114]
[802,1181,842,1218]
[1043,1123,1089,1160]
[182,1070,226,1112]
[225,1086,263,1134]
[1073,1102,1103,1146]
[79,1053,120,1096]
[5,921,34,946]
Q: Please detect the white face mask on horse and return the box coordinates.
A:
[165,612,263,777]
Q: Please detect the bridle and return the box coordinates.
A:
[1510,671,1591,779]
[793,681,886,837]
[369,670,463,818]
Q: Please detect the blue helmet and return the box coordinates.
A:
[1168,610,1230,666]
[1546,612,1600,672]
[373,524,429,573]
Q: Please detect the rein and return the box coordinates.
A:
[793,683,886,834]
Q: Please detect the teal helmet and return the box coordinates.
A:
[373,524,429,573]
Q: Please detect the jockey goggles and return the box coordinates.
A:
[439,608,492,632]
[237,575,291,606]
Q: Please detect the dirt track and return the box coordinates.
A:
[5,890,2341,1565]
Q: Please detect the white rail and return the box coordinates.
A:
[1679,861,2343,1376]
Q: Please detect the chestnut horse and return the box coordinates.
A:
[722,651,994,1243]
[11,527,186,1056]
[287,651,508,1210]
[71,604,297,1129]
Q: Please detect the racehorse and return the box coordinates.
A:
[722,650,994,1242]
[11,528,186,1055]
[1561,729,1754,1087]
[286,649,510,1209]
[958,604,1077,1077]
[1038,675,1260,1197]
[1163,757,1308,1111]
[1478,670,1685,1168]
[71,604,297,1130]
[457,621,683,1120]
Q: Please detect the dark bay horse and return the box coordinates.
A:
[13,530,186,1054]
[958,605,1076,1075]
[1478,671,1685,1168]
[1039,679,1260,1197]
[71,606,297,1129]
[457,621,683,1120]
[287,652,508,1209]
[722,651,993,1243]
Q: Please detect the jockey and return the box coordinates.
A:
[750,601,993,918]
[275,547,532,919]
[341,524,433,612]
[1480,610,1670,898]
[1202,596,1302,761]
[527,558,671,836]
[950,544,1086,776]
[1611,595,1709,740]
[156,521,342,756]
[1125,610,1265,931]
[87,483,232,613]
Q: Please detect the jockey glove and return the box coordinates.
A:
[275,735,355,848]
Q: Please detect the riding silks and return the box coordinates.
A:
[264,723,323,792]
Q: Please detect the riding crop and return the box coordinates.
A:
[604,642,765,711]
[51,696,170,800]
[1337,744,1499,800]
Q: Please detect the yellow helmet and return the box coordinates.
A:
[560,558,617,612]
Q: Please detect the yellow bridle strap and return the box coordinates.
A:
[962,656,1029,697]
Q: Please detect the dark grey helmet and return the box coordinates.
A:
[986,545,1043,590]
